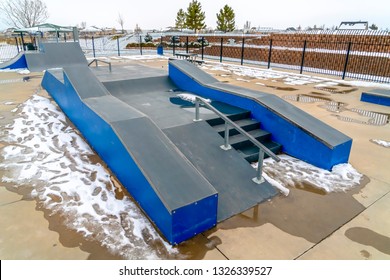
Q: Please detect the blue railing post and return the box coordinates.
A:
[186,36,189,53]
[342,42,352,80]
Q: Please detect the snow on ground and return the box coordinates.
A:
[0,94,176,259]
[252,155,363,194]
[371,139,390,148]
[202,61,390,90]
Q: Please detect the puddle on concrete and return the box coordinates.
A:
[207,176,370,244]
[319,101,348,113]
[345,227,390,255]
[314,85,357,94]
[309,91,332,97]
[266,85,298,91]
[360,249,371,259]
[285,93,389,126]
[284,94,332,103]
[333,109,389,126]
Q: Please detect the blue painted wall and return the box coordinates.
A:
[169,63,352,170]
[361,93,390,107]
[0,53,27,70]
[42,70,217,244]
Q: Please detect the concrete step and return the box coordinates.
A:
[238,141,283,163]
[229,129,271,149]
[212,118,261,137]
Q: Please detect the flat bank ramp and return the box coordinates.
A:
[26,42,87,72]
[42,65,218,244]
[1,42,87,71]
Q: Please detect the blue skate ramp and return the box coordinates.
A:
[169,59,353,170]
[0,52,27,69]
[1,42,87,71]
[42,65,219,244]
[361,88,390,106]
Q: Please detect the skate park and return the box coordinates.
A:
[1,41,389,259]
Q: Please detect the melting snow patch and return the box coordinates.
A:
[177,93,211,103]
[18,69,30,75]
[252,155,363,193]
[371,139,390,148]
[0,94,176,259]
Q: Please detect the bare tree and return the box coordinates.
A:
[0,0,49,28]
[117,13,125,33]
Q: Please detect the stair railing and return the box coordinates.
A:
[194,96,281,184]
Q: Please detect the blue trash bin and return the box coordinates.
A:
[157,45,163,55]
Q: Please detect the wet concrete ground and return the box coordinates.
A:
[0,57,389,260]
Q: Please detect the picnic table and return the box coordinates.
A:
[174,52,204,65]
[174,52,198,60]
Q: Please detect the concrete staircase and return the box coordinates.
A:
[206,110,282,163]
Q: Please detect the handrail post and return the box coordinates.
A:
[220,121,232,150]
[193,99,202,121]
[253,150,265,184]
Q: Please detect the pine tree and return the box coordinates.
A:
[185,0,206,33]
[216,5,235,32]
[175,8,186,31]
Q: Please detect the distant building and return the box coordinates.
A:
[339,21,368,30]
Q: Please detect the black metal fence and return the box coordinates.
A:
[1,31,390,83]
[161,32,390,84]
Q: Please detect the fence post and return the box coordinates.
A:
[240,37,245,65]
[342,42,352,80]
[220,37,223,63]
[92,36,96,57]
[15,37,20,53]
[64,33,67,42]
[201,36,204,60]
[117,36,120,56]
[186,36,189,53]
[21,33,25,51]
[173,36,176,55]
[267,39,273,69]
[300,40,307,74]
[140,35,143,55]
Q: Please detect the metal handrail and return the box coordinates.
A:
[88,58,112,72]
[194,96,281,184]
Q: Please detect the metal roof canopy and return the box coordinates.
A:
[14,23,74,35]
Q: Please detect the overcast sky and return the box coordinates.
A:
[1,0,389,30]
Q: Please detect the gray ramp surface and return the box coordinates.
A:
[164,121,277,221]
[63,65,110,99]
[106,76,201,129]
[26,42,87,72]
[364,88,390,97]
[112,117,217,210]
